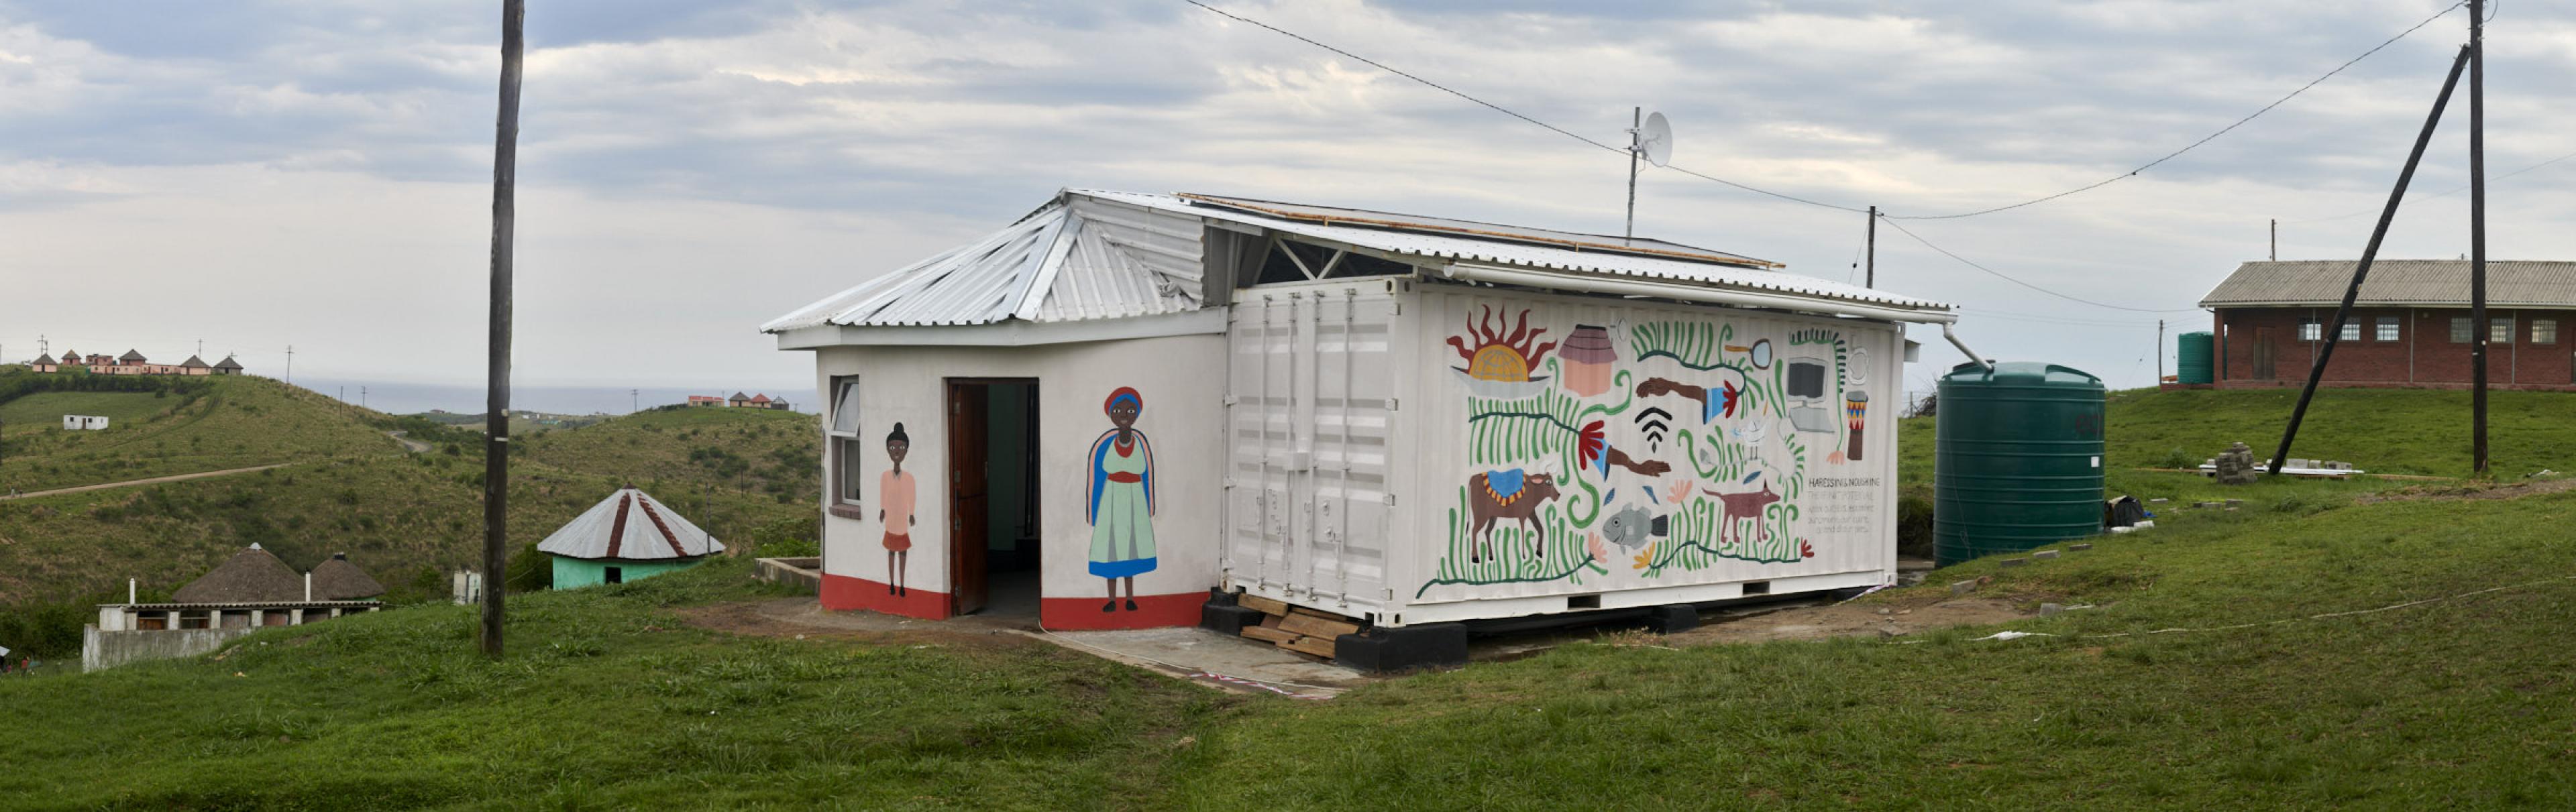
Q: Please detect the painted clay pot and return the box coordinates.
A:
[1558,324,1618,397]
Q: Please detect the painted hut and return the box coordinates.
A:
[763,189,1963,658]
[30,353,57,373]
[213,355,244,375]
[536,487,724,587]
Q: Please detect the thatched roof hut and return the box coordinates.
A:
[170,544,303,603]
[308,553,385,599]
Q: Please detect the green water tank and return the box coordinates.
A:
[1934,361,2106,567]
[2176,332,2214,384]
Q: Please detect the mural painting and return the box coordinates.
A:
[879,423,916,596]
[1422,304,1872,597]
[1086,387,1158,612]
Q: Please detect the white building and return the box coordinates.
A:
[765,190,1963,662]
[62,415,109,430]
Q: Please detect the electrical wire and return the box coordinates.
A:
[1877,217,2205,313]
[1888,1,2467,220]
[1182,0,2466,221]
[2283,146,2576,224]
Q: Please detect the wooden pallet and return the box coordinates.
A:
[1231,593,1360,660]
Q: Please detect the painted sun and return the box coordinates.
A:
[1447,306,1559,400]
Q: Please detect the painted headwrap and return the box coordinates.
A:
[1103,387,1143,416]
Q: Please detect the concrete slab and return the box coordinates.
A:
[1023,626,1364,699]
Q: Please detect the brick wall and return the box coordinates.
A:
[2213,306,2575,390]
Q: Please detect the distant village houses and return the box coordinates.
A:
[689,392,790,410]
[28,347,243,377]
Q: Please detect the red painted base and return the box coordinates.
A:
[1040,592,1205,630]
[820,573,952,620]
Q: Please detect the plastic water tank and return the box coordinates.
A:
[1934,361,2106,566]
[2176,332,2214,385]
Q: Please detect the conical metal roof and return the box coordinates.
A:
[535,487,722,561]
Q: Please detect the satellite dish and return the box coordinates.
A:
[1635,111,1673,167]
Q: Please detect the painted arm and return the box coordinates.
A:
[1603,446,1672,477]
[1635,377,1709,406]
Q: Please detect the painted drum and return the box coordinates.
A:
[1558,324,1619,397]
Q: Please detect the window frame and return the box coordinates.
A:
[2338,321,2361,342]
[2534,318,2558,345]
[2451,316,2474,344]
[2298,318,2322,343]
[827,376,865,510]
[2492,317,2515,345]
[2375,316,2400,342]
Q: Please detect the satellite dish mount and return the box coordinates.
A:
[1625,108,1672,243]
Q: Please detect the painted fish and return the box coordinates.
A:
[1599,505,1670,550]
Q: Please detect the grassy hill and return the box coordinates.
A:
[3,467,2570,807]
[521,405,819,500]
[0,373,824,659]
[0,371,399,494]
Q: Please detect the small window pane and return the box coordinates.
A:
[2451,317,2473,343]
[2535,319,2558,345]
[2339,322,2360,342]
[830,378,861,434]
[2492,318,2514,343]
[2299,320,2321,341]
[2376,316,2400,341]
[836,437,866,504]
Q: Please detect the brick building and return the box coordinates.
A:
[2199,259,2576,390]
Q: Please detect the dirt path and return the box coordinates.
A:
[387,430,432,454]
[2357,475,2576,504]
[1666,595,2034,644]
[0,463,296,502]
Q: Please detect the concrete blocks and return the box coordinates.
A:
[2033,550,2060,560]
[2000,558,2029,568]
[1951,580,1978,595]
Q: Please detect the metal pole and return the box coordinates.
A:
[2470,0,2489,475]
[2269,219,2277,262]
[1864,206,1878,288]
[1623,106,1640,243]
[2273,44,2470,476]
[2157,320,2165,385]
[481,0,525,658]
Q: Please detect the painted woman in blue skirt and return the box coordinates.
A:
[1086,387,1156,612]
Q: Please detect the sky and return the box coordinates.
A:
[4,0,2571,403]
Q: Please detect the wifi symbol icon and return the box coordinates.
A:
[1634,407,1672,451]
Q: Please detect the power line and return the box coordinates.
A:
[1182,0,2466,221]
[1877,217,2204,313]
[2284,146,2576,224]
[1888,1,2467,220]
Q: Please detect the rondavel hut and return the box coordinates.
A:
[537,487,724,588]
[763,189,1968,666]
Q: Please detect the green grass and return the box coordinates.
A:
[0,373,398,493]
[522,405,818,500]
[0,391,176,435]
[0,559,1224,810]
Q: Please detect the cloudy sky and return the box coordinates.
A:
[4,0,2570,401]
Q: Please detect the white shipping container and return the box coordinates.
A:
[1225,280,1902,626]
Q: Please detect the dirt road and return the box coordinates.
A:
[0,463,296,502]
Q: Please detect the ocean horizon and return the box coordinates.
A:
[290,378,814,416]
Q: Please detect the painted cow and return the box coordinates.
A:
[1467,470,1560,563]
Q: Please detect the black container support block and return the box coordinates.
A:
[1334,623,1468,673]
[1644,604,1699,634]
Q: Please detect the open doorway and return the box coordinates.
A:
[946,379,1040,618]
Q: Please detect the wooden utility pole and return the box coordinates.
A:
[2157,320,2165,384]
[1864,206,1878,288]
[481,0,525,658]
[2273,45,2470,476]
[2269,219,2277,261]
[1623,107,1641,243]
[2469,0,2490,475]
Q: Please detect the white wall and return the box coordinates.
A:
[809,333,1229,618]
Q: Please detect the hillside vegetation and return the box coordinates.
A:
[521,405,818,500]
[0,371,398,494]
[4,465,2570,807]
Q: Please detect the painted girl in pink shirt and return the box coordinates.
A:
[878,422,916,596]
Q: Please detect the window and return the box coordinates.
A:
[605,567,624,585]
[2536,319,2559,345]
[828,377,863,506]
[2493,318,2514,344]
[2299,318,2321,342]
[2339,321,2361,342]
[2451,317,2473,343]
[2376,316,2400,342]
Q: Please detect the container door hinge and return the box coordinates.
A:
[1382,494,1397,506]
[1385,398,1399,411]
[1223,395,1240,406]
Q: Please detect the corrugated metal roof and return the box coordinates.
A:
[1172,192,1779,269]
[2202,260,2576,308]
[766,189,1947,333]
[536,487,722,561]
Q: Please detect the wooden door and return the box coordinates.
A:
[947,382,991,615]
[2253,328,2277,380]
